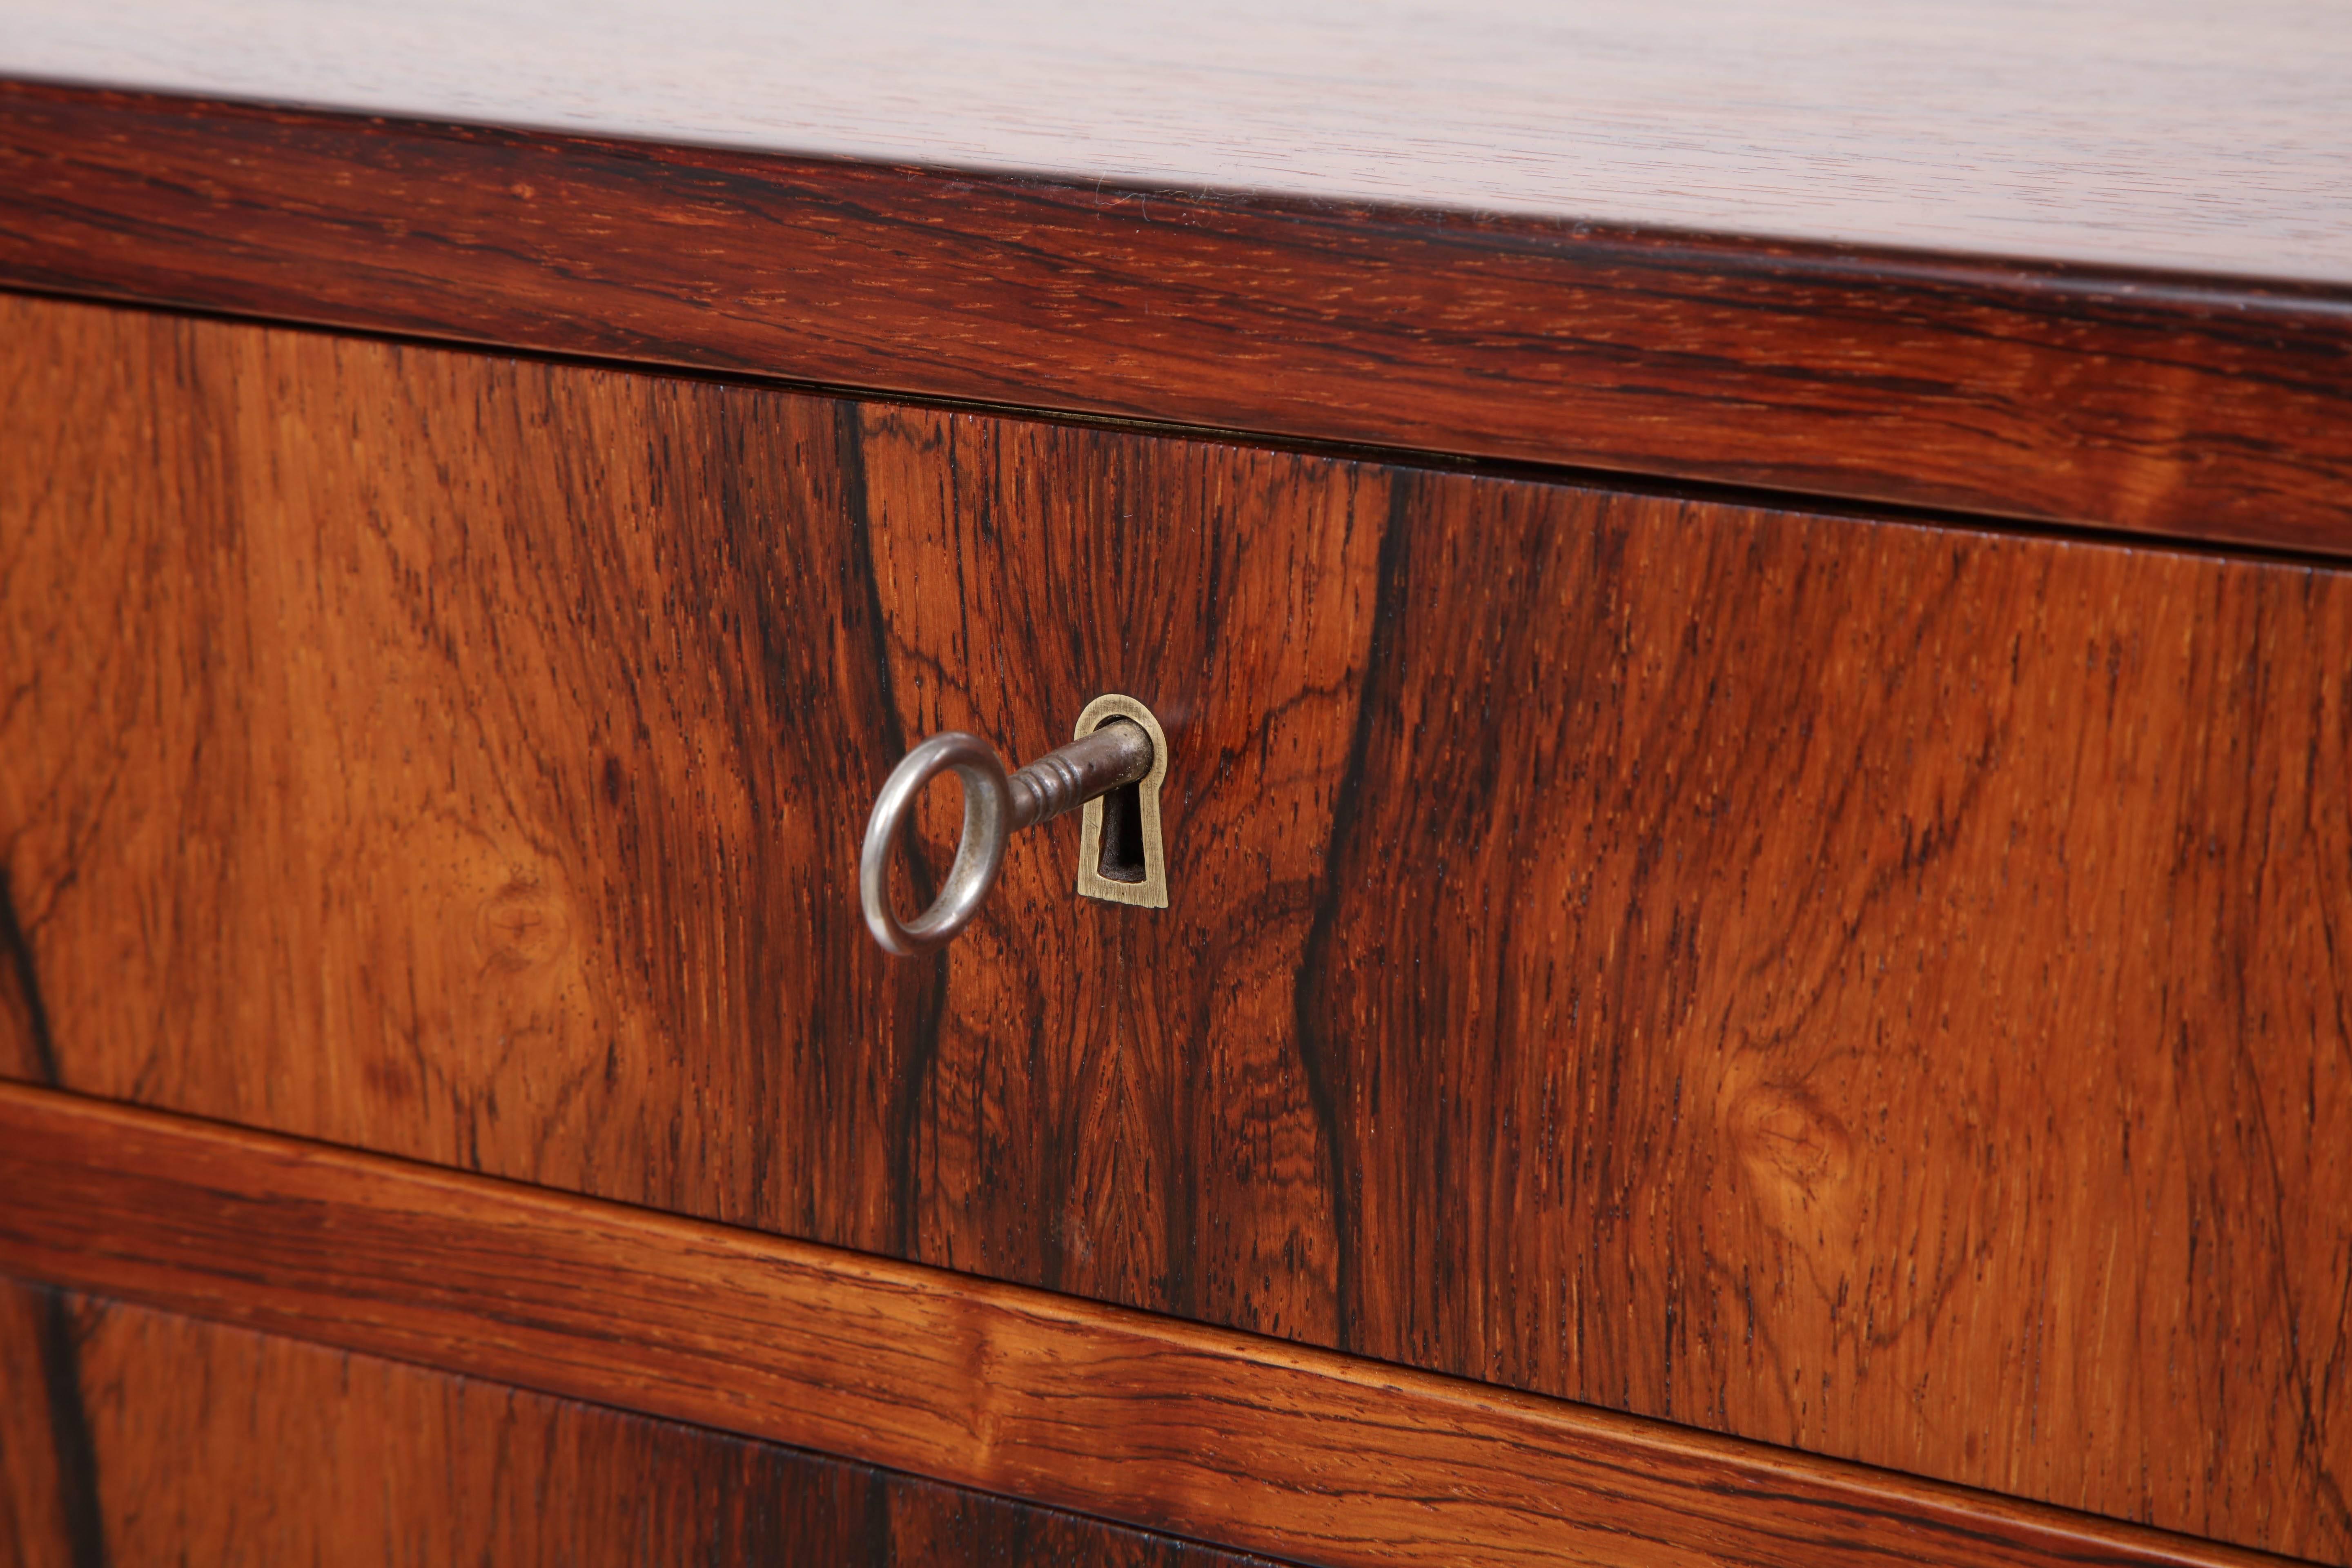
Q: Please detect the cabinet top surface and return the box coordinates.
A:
[5,0,2348,283]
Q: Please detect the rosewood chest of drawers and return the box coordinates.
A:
[2,6,2348,1566]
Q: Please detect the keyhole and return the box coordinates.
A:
[1096,777,1147,882]
[1093,720,1147,882]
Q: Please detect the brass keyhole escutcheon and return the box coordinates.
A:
[1072,694,1169,909]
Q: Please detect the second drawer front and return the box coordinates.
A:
[1,293,2345,1561]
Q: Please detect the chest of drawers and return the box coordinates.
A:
[2,9,2349,1566]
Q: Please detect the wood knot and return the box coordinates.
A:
[476,878,570,974]
[1728,1080,1854,1228]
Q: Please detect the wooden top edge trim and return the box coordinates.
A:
[11,76,2352,310]
[0,1082,2302,1568]
[4,80,2352,557]
[4,0,2349,287]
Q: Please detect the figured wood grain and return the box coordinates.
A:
[4,84,2352,554]
[0,1278,1282,1568]
[0,1282,78,1568]
[0,1084,2301,1568]
[7,0,2348,282]
[2,294,2349,1558]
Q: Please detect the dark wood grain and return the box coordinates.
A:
[7,0,2348,281]
[0,1277,1285,1568]
[3,83,2351,553]
[0,1282,77,1568]
[0,1084,2301,1568]
[3,293,2349,1559]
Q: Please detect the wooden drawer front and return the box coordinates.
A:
[2,293,2346,1561]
